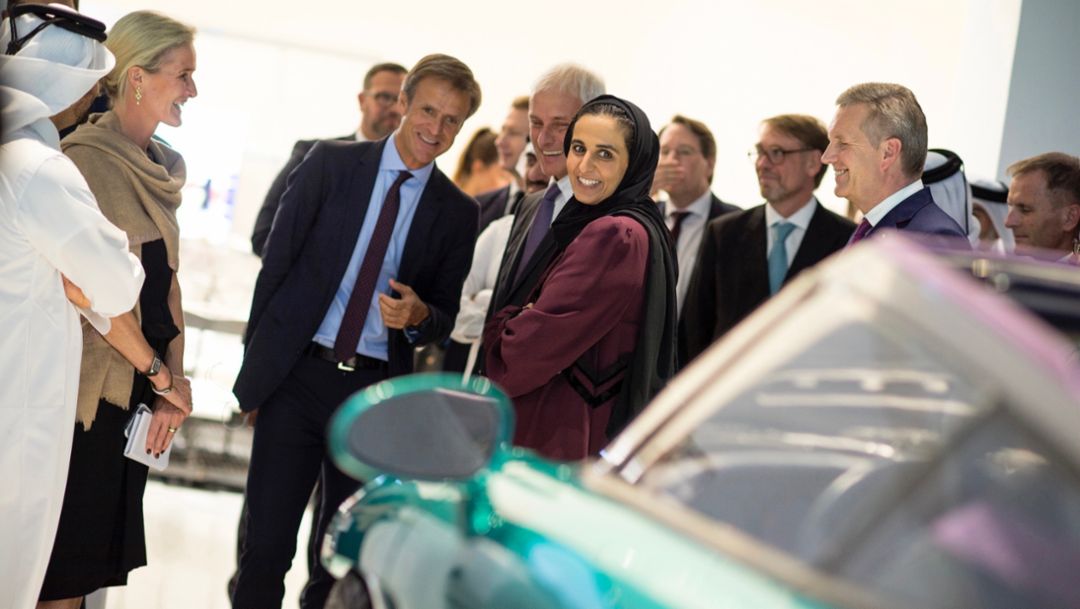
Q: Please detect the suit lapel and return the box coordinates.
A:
[331,140,383,285]
[398,167,445,285]
[874,187,931,233]
[789,200,832,278]
[743,206,770,306]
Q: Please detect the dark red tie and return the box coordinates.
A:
[669,211,691,244]
[333,170,412,362]
[848,218,872,246]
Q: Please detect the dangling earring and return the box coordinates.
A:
[135,86,142,105]
[1073,237,1079,255]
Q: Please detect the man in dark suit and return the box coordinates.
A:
[230,54,481,609]
[486,64,605,324]
[655,115,739,315]
[682,114,854,364]
[474,96,530,232]
[249,62,407,256]
[821,82,965,244]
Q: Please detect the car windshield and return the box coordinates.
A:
[637,276,1080,609]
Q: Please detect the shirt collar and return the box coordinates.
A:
[555,174,573,200]
[354,128,369,143]
[381,133,434,185]
[670,190,713,220]
[765,196,817,230]
[865,179,924,226]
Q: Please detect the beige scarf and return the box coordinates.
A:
[63,111,185,429]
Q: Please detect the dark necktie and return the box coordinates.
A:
[333,170,412,362]
[669,211,691,244]
[848,218,872,246]
[515,183,560,284]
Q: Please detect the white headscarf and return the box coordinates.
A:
[923,149,979,244]
[971,178,1014,252]
[0,5,114,138]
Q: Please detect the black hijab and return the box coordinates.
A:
[550,95,665,249]
[547,94,678,437]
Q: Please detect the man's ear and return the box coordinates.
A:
[1063,202,1080,232]
[880,137,903,172]
[805,150,823,179]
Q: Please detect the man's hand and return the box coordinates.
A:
[62,275,91,308]
[651,163,685,196]
[379,279,430,329]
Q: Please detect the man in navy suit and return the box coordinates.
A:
[654,115,740,315]
[231,54,481,609]
[250,62,407,256]
[821,82,965,244]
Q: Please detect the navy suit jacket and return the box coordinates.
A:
[234,138,479,411]
[867,186,966,240]
[680,200,854,365]
[475,184,524,234]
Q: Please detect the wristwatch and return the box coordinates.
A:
[144,353,163,377]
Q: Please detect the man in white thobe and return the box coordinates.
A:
[0,6,144,606]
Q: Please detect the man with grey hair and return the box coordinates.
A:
[1005,152,1080,260]
[486,63,605,323]
[821,82,964,244]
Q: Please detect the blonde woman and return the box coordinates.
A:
[38,11,197,606]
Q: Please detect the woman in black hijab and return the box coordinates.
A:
[483,95,677,461]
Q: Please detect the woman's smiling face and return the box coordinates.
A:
[566,114,630,206]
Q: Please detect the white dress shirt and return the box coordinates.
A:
[865,179,924,227]
[765,196,818,267]
[667,191,713,313]
[551,174,573,222]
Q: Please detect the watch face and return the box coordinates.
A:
[147,355,162,376]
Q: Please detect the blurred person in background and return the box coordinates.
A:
[250,62,407,256]
[1006,152,1080,262]
[452,125,512,196]
[655,115,739,315]
[0,5,145,607]
[475,95,529,231]
[38,10,198,607]
[520,140,548,194]
[681,114,852,365]
[971,178,1013,252]
[484,95,677,460]
[922,148,979,244]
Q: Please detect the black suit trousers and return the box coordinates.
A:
[231,353,386,609]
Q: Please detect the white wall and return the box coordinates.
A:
[996,0,1080,178]
[82,0,1027,244]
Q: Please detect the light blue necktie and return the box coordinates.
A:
[768,222,796,295]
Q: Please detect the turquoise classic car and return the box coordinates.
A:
[322,236,1080,609]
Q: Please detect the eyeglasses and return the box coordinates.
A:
[6,4,107,56]
[747,145,814,165]
[370,92,399,106]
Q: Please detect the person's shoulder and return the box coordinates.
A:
[813,201,857,229]
[580,215,649,246]
[711,203,764,233]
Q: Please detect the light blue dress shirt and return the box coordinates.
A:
[312,134,434,360]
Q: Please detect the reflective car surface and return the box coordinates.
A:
[322,235,1080,609]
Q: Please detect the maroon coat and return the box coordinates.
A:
[484,216,648,461]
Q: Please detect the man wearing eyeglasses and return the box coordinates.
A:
[655,115,739,316]
[680,114,854,365]
[250,62,407,256]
